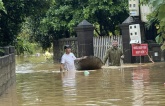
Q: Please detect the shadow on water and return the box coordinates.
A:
[1,56,165,106]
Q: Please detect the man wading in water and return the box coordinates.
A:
[60,45,86,72]
[103,40,124,66]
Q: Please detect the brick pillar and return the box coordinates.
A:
[74,20,95,57]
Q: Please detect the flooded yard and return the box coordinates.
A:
[0,56,165,106]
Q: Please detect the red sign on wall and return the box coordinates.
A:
[132,44,148,56]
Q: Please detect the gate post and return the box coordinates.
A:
[53,40,60,62]
[120,16,145,63]
[74,20,95,57]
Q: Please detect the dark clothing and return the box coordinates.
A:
[103,47,122,66]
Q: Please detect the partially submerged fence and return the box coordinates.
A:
[0,46,15,96]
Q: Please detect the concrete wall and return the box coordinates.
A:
[0,46,15,96]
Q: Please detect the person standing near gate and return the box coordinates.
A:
[103,40,124,66]
[60,45,76,72]
[60,45,86,72]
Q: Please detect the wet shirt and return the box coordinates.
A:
[61,53,76,71]
[103,47,122,66]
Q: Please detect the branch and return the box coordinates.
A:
[94,28,101,36]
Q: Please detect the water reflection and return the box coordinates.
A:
[62,71,76,87]
[132,67,150,106]
[61,71,77,105]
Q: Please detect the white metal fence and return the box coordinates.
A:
[93,36,122,65]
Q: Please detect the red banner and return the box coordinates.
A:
[132,44,148,56]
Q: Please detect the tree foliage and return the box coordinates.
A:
[15,20,36,55]
[36,0,128,49]
[0,0,53,47]
[0,0,6,13]
[141,0,165,50]
[43,0,128,36]
[0,0,128,50]
[83,0,128,36]
[0,0,24,46]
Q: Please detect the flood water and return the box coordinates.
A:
[0,56,165,106]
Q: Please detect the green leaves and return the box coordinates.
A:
[155,34,163,44]
[144,0,165,29]
[161,42,165,50]
[0,0,128,50]
[0,0,54,51]
[0,0,25,46]
[15,36,35,55]
[0,0,6,13]
[42,0,128,38]
[84,0,128,35]
[142,0,165,50]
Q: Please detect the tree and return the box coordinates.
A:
[0,0,25,46]
[83,0,128,36]
[0,0,53,47]
[23,0,54,50]
[0,0,128,50]
[0,0,6,13]
[38,0,128,49]
[141,0,165,50]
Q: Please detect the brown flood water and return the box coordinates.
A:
[0,56,165,106]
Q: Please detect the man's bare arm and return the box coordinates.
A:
[75,56,87,61]
[60,63,65,72]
